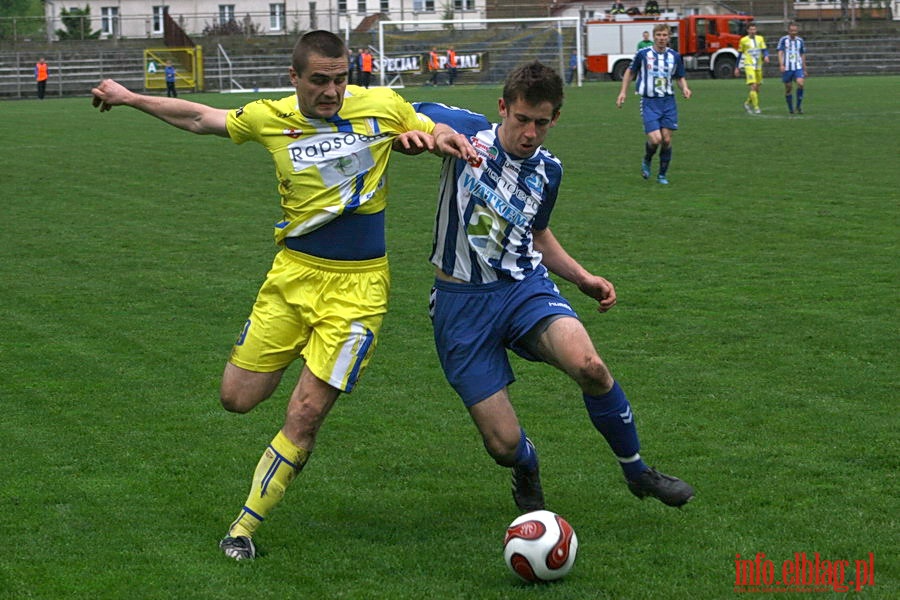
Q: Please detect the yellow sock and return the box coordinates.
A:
[750,90,759,109]
[227,430,310,539]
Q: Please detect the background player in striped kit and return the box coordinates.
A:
[735,22,770,114]
[91,30,474,561]
[615,23,692,185]
[778,23,807,114]
[415,61,694,514]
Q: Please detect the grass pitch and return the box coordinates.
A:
[1,75,897,599]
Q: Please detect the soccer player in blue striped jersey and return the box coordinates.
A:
[415,61,694,512]
[91,30,473,561]
[778,23,807,114]
[616,24,692,185]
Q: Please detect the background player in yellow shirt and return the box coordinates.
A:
[90,30,474,561]
[734,23,769,114]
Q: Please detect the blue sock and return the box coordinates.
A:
[786,94,794,112]
[658,146,672,177]
[583,382,648,480]
[797,88,804,109]
[644,142,657,162]
[513,429,538,472]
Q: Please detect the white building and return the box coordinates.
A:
[43,0,487,40]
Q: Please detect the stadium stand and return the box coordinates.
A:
[1,19,899,98]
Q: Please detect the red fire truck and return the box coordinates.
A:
[584,13,756,80]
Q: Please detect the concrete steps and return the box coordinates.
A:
[2,27,899,98]
[0,50,145,98]
[804,33,900,75]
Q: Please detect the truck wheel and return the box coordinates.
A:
[711,56,736,79]
[611,60,631,82]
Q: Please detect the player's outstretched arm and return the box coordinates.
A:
[533,228,617,313]
[391,125,474,160]
[392,130,435,155]
[91,79,230,137]
[432,124,476,161]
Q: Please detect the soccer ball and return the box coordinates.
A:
[503,510,578,582]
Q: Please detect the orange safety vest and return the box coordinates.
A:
[447,50,457,69]
[429,51,440,71]
[361,52,373,72]
[35,62,48,81]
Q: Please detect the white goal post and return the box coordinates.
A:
[376,16,583,88]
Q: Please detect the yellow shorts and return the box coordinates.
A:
[229,248,390,392]
[745,68,764,85]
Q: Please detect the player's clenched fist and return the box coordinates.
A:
[91,79,133,112]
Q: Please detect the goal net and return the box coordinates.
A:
[375,17,583,89]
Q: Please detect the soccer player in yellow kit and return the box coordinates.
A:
[91,30,474,561]
[734,22,769,114]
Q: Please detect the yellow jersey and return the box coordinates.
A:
[738,35,768,71]
[226,85,435,244]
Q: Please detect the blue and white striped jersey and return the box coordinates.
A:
[777,35,806,71]
[629,47,686,98]
[413,102,563,284]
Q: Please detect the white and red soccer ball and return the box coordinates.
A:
[503,510,578,582]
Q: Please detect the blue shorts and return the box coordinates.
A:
[640,95,679,134]
[430,267,580,407]
[781,69,804,83]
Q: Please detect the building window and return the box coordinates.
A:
[152,6,167,33]
[357,0,366,14]
[100,6,118,35]
[380,0,389,12]
[269,3,285,30]
[338,0,347,14]
[453,0,475,10]
[219,4,236,25]
[413,0,435,11]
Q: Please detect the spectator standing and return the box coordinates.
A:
[428,47,441,85]
[644,0,660,16]
[446,46,458,85]
[360,48,373,88]
[164,60,177,98]
[778,23,807,114]
[348,48,360,85]
[735,23,769,114]
[567,50,579,85]
[35,57,49,100]
[637,31,653,50]
[611,1,626,15]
